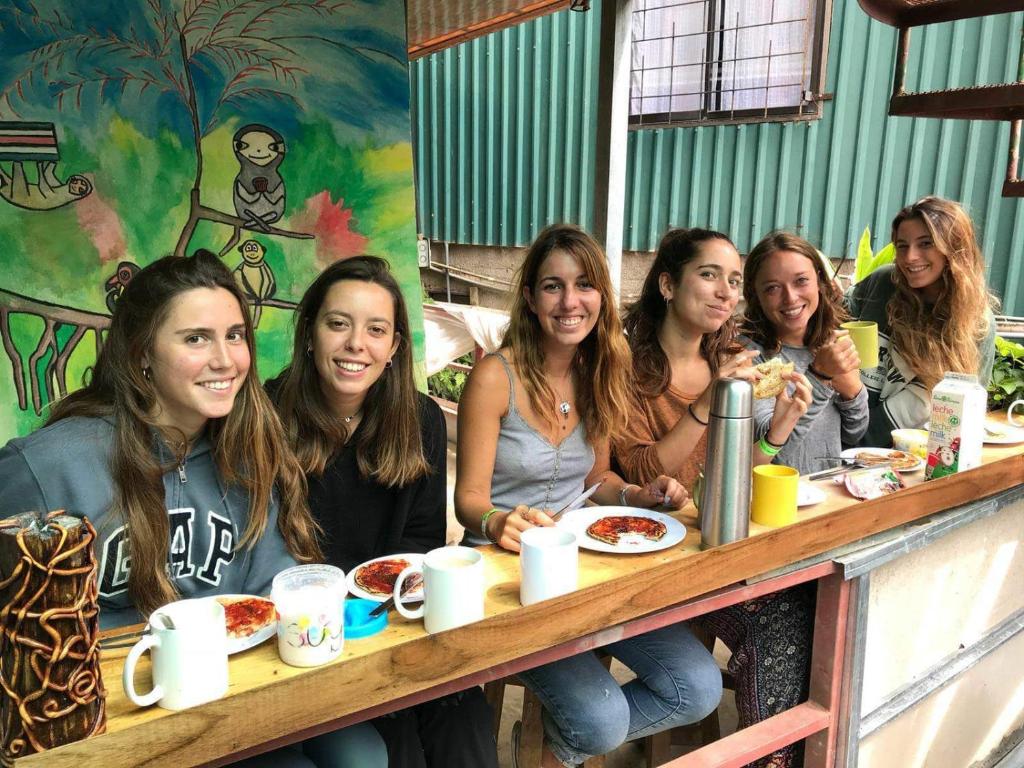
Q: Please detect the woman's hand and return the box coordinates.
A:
[811,330,860,379]
[766,372,813,444]
[626,476,689,510]
[493,505,555,553]
[717,348,761,384]
[692,349,761,422]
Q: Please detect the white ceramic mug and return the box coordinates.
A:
[272,564,346,668]
[520,527,578,606]
[1009,399,1024,427]
[122,598,229,711]
[394,546,484,633]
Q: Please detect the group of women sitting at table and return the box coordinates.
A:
[0,195,996,768]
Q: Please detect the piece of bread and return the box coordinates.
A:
[752,358,795,399]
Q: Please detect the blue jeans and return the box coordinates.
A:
[518,622,722,766]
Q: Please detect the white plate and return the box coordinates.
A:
[840,447,924,473]
[797,483,826,507]
[983,420,1024,444]
[556,506,686,554]
[346,553,425,603]
[210,594,277,654]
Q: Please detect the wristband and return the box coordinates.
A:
[480,508,502,543]
[687,402,709,426]
[619,484,637,507]
[763,431,785,449]
[758,437,781,457]
[807,364,833,382]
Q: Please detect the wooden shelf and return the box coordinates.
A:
[889,83,1024,121]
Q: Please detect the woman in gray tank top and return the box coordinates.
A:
[455,224,722,767]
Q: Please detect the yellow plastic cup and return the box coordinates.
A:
[840,321,879,369]
[750,465,799,527]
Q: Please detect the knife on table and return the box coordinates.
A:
[550,481,603,522]
[369,572,423,618]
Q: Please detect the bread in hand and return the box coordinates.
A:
[752,358,795,399]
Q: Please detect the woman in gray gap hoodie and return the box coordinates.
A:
[0,250,320,630]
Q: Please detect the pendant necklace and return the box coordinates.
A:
[341,411,360,425]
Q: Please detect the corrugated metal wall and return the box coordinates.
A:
[409,1,1024,313]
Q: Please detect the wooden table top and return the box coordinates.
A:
[15,430,1024,767]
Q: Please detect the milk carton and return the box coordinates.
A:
[925,372,986,480]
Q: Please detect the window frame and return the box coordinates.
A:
[628,0,834,130]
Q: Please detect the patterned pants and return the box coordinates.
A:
[693,582,817,768]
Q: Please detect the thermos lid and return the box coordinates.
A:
[708,378,753,419]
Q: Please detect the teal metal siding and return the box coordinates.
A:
[409,1,1024,313]
[410,9,601,246]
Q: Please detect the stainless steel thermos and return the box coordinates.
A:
[699,378,753,548]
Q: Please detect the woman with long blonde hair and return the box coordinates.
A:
[848,196,996,446]
[456,224,721,767]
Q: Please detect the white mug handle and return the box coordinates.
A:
[123,634,164,707]
[393,566,424,620]
[1009,399,1024,426]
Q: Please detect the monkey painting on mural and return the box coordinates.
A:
[232,239,277,327]
[232,123,286,233]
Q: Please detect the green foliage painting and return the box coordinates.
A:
[0,0,421,441]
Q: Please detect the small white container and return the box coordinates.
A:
[272,564,346,667]
[925,372,986,480]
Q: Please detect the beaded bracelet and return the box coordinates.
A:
[758,436,781,457]
[480,508,502,543]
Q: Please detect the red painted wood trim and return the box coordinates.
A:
[659,702,830,768]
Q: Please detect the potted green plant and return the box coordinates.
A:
[988,336,1024,411]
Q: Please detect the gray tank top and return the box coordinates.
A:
[463,352,595,546]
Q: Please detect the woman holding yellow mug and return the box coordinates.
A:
[847,197,997,446]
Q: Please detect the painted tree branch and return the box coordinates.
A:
[0,290,109,414]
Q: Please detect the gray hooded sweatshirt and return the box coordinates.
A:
[0,416,297,628]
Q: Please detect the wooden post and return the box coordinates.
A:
[0,511,106,765]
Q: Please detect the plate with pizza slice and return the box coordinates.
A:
[347,554,426,603]
[213,594,277,654]
[840,447,924,472]
[556,506,686,554]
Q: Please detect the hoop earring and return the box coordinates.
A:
[663,294,672,305]
[305,346,312,357]
[385,359,393,368]
[142,367,152,381]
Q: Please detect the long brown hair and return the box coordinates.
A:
[49,250,320,617]
[888,197,995,389]
[503,224,632,444]
[623,228,737,397]
[274,255,429,486]
[742,231,848,353]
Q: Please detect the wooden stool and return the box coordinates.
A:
[483,655,613,768]
[642,624,734,767]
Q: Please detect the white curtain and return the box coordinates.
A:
[630,0,814,118]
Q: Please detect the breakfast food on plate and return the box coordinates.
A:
[216,596,276,639]
[752,358,795,399]
[586,515,668,546]
[855,449,918,471]
[354,558,412,596]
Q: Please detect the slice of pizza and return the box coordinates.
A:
[354,558,412,597]
[216,596,276,639]
[586,515,668,546]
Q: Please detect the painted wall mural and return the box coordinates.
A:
[0,0,421,442]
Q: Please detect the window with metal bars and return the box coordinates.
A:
[630,0,831,127]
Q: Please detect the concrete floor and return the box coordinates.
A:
[442,446,741,766]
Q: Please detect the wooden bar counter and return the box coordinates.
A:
[13,437,1024,768]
